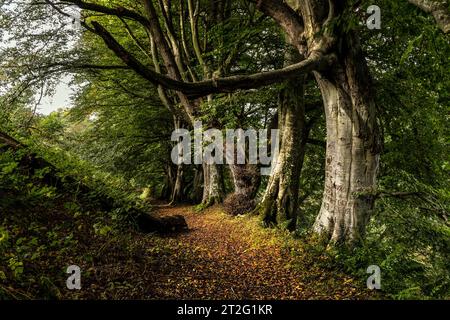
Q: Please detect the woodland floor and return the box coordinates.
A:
[142,205,375,300]
[1,195,378,299]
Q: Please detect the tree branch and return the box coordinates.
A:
[119,17,152,60]
[251,0,305,52]
[91,21,333,97]
[141,0,195,122]
[60,0,150,26]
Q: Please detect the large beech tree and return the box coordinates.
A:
[2,0,449,243]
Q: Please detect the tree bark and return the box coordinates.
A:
[230,164,260,197]
[201,162,225,206]
[169,116,186,204]
[312,32,382,244]
[160,164,174,200]
[259,50,308,230]
[191,165,204,203]
[170,164,184,204]
[223,164,261,215]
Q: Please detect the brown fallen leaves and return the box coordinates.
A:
[3,197,377,299]
[124,205,376,300]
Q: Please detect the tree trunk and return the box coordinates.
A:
[201,162,225,206]
[312,32,382,244]
[169,116,186,204]
[223,164,261,215]
[190,165,202,203]
[169,164,184,204]
[160,163,175,200]
[230,164,260,197]
[259,50,308,230]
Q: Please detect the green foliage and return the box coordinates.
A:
[0,134,145,299]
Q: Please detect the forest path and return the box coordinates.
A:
[148,204,372,299]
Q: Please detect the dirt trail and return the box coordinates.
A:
[149,205,372,299]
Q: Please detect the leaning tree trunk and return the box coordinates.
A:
[312,32,382,244]
[260,51,308,230]
[201,162,225,206]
